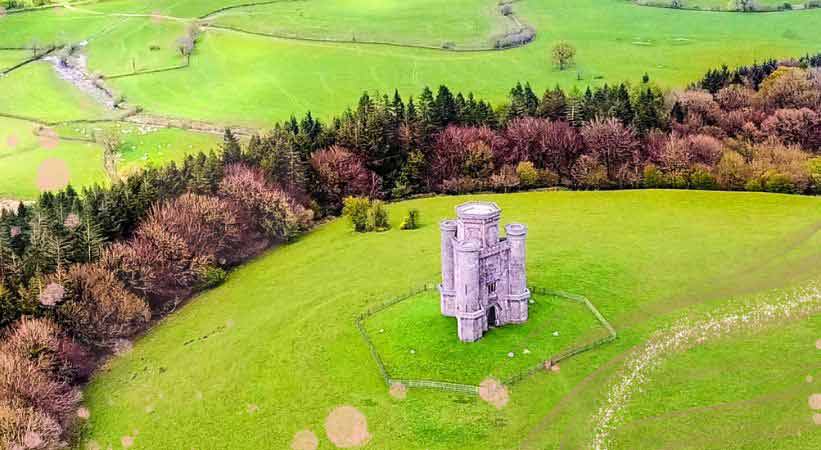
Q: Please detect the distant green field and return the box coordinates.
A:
[80,190,821,449]
[0,117,220,200]
[1,0,819,126]
[209,0,513,49]
[641,0,809,11]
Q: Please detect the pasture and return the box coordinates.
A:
[0,0,819,126]
[79,190,821,449]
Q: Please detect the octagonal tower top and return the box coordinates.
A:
[456,201,501,221]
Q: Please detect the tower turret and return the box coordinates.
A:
[439,220,458,316]
[505,223,529,323]
[454,239,484,342]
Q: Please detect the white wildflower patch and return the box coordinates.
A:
[591,283,821,450]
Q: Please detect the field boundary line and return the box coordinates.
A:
[354,283,617,395]
[0,46,57,76]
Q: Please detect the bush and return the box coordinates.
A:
[809,157,821,193]
[642,164,667,188]
[55,264,151,345]
[715,150,751,190]
[310,146,381,213]
[490,165,521,192]
[0,350,80,430]
[220,164,313,242]
[515,161,540,188]
[0,317,91,383]
[0,399,63,450]
[442,177,485,194]
[367,201,391,232]
[342,197,390,233]
[196,265,227,290]
[570,155,609,189]
[690,165,718,190]
[342,197,371,232]
[400,209,420,230]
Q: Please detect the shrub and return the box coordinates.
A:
[761,108,821,151]
[748,141,813,193]
[570,155,609,189]
[0,317,91,383]
[581,117,639,182]
[715,84,755,111]
[399,209,420,230]
[715,150,751,190]
[690,165,718,190]
[342,197,371,232]
[763,171,797,193]
[55,264,151,344]
[462,141,495,179]
[196,265,227,290]
[490,165,521,192]
[809,157,821,193]
[515,161,540,188]
[0,399,63,450]
[342,197,390,232]
[220,164,313,241]
[310,146,381,213]
[367,201,391,232]
[433,126,505,184]
[147,193,244,265]
[442,177,485,194]
[0,351,80,429]
[758,67,819,111]
[643,164,667,188]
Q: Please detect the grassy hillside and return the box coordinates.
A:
[80,190,821,449]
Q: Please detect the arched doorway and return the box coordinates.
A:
[487,306,497,327]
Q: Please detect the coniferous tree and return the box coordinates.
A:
[221,128,243,164]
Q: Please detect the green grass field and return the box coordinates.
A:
[364,290,604,384]
[0,116,220,200]
[1,0,819,126]
[80,190,821,449]
[209,0,513,49]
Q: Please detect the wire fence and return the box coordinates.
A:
[355,282,618,395]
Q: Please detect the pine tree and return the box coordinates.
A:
[221,128,243,164]
[537,85,567,120]
[78,210,106,263]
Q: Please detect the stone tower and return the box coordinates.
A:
[439,202,530,342]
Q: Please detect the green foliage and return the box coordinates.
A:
[399,209,420,230]
[196,265,228,290]
[642,164,667,188]
[342,196,371,232]
[690,166,718,190]
[367,200,391,232]
[343,197,391,232]
[516,161,541,188]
